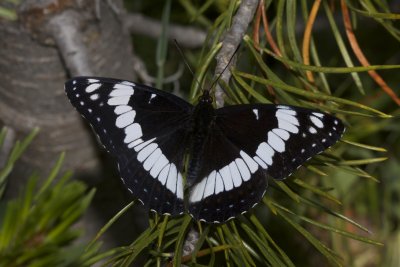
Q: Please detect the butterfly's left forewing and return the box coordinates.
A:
[65,77,193,216]
[188,104,344,222]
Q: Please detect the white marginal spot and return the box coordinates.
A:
[322,138,326,143]
[137,143,158,162]
[301,149,305,153]
[272,128,290,141]
[124,123,142,143]
[329,132,332,136]
[268,131,285,152]
[176,173,183,199]
[229,161,242,187]
[235,158,250,182]
[128,138,143,148]
[215,173,224,194]
[72,80,77,85]
[90,94,99,101]
[133,138,156,152]
[253,109,259,120]
[312,143,316,147]
[310,115,324,128]
[88,108,92,113]
[219,167,233,191]
[334,120,338,125]
[253,155,268,169]
[190,176,207,202]
[309,126,317,134]
[256,142,274,165]
[143,148,162,171]
[204,171,217,198]
[75,93,80,97]
[114,105,132,115]
[87,79,99,83]
[96,117,101,122]
[158,164,170,185]
[166,164,178,194]
[108,96,130,106]
[80,101,84,106]
[116,110,135,128]
[86,83,101,93]
[302,133,307,138]
[240,150,258,173]
[150,154,168,177]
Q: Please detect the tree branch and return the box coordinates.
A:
[47,10,94,76]
[214,0,259,107]
[123,13,206,48]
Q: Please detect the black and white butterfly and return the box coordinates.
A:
[65,77,345,223]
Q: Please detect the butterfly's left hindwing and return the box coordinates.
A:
[65,77,193,216]
[188,104,344,222]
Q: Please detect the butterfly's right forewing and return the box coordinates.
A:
[65,77,193,216]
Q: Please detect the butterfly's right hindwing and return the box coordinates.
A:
[65,77,192,216]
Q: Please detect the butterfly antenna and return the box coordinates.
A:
[174,39,202,90]
[209,45,241,91]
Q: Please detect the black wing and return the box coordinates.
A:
[65,77,193,216]
[188,104,344,222]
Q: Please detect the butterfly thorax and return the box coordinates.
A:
[186,91,215,187]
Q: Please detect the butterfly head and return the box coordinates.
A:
[198,90,213,105]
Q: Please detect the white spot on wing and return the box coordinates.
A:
[166,164,178,194]
[176,173,183,199]
[272,128,290,141]
[215,173,224,194]
[219,167,233,191]
[150,154,168,177]
[256,142,274,165]
[312,112,324,118]
[158,164,170,185]
[203,171,217,198]
[143,148,162,171]
[276,109,299,126]
[90,94,99,101]
[310,115,324,128]
[240,151,258,173]
[235,158,250,181]
[121,81,136,86]
[137,143,157,162]
[229,162,242,187]
[116,110,135,128]
[108,96,130,106]
[114,105,132,115]
[253,109,259,120]
[86,83,101,93]
[253,155,268,169]
[190,177,207,202]
[110,88,134,97]
[309,126,317,134]
[278,119,299,133]
[133,138,156,152]
[124,123,142,143]
[268,131,285,152]
[128,138,143,148]
[87,79,99,83]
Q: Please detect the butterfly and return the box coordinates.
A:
[65,77,345,223]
